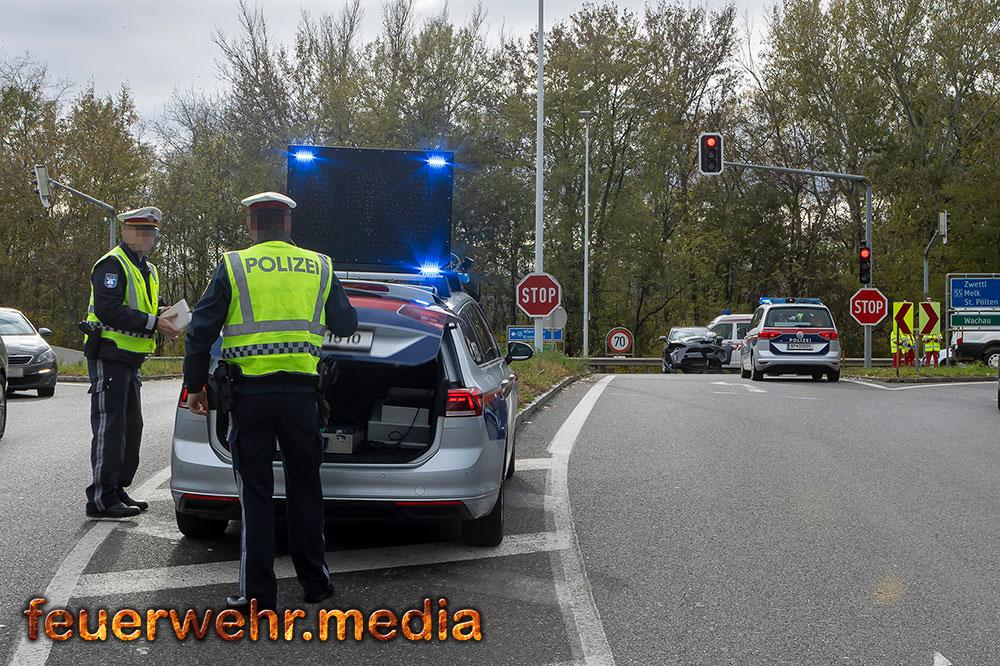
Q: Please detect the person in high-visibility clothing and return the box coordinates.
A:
[891,331,917,368]
[903,333,917,366]
[85,207,181,519]
[922,332,942,367]
[183,192,357,611]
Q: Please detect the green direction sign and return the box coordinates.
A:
[950,312,1000,328]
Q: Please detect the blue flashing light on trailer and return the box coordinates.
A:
[294,150,315,162]
[426,155,448,168]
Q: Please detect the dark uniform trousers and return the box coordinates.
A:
[86,358,143,511]
[229,391,330,609]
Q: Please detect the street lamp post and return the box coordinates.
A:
[579,110,592,357]
[533,0,546,351]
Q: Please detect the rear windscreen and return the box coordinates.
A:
[765,307,833,328]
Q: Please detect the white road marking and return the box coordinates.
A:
[145,486,174,502]
[518,457,555,471]
[11,465,171,665]
[710,391,738,395]
[933,652,952,666]
[711,381,766,394]
[72,531,570,598]
[845,378,996,391]
[547,375,617,666]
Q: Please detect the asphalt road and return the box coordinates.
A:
[1,374,998,665]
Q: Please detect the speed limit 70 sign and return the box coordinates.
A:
[606,327,634,355]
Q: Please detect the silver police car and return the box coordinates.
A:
[740,298,841,382]
[170,275,532,547]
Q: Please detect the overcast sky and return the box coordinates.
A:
[1,0,768,120]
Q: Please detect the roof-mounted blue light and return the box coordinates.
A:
[426,155,447,168]
[759,297,824,305]
[294,150,315,162]
[420,263,442,276]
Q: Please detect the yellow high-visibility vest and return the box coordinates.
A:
[85,245,159,354]
[221,240,333,378]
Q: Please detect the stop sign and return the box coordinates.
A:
[516,273,562,318]
[850,288,889,325]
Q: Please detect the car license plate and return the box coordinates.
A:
[786,342,814,351]
[7,367,23,378]
[323,330,374,352]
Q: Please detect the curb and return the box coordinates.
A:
[59,374,183,384]
[515,373,588,427]
[845,375,996,384]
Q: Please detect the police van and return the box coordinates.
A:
[739,297,841,382]
[170,146,531,547]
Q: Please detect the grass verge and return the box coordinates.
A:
[59,358,184,378]
[514,350,588,404]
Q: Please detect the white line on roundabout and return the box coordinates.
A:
[11,465,172,665]
[546,375,616,666]
[13,377,613,665]
[844,378,996,391]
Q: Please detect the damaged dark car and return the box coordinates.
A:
[659,327,728,373]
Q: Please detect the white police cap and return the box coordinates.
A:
[116,206,162,227]
[240,192,296,211]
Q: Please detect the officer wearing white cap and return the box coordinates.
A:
[84,206,182,519]
[183,191,357,611]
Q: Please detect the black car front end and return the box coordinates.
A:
[661,335,729,373]
[5,346,58,393]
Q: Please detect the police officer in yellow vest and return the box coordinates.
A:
[85,207,182,519]
[183,192,357,611]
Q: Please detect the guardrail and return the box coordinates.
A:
[583,357,894,368]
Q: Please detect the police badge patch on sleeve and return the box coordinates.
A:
[104,273,119,288]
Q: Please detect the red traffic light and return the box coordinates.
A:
[705,136,717,148]
[859,247,871,260]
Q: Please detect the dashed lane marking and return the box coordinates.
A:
[72,531,571,598]
[11,465,171,665]
[518,457,555,471]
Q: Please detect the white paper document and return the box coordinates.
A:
[160,299,192,330]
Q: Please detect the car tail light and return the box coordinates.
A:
[818,330,839,340]
[759,329,782,339]
[178,386,189,408]
[956,333,964,345]
[397,303,451,329]
[446,388,483,416]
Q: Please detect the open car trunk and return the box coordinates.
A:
[317,292,454,464]
[321,356,446,464]
[207,291,456,465]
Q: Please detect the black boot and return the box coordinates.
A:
[86,503,141,520]
[119,491,149,512]
[304,584,334,604]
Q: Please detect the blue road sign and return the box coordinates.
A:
[950,277,1000,309]
[507,326,563,342]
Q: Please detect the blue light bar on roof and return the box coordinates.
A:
[426,155,448,168]
[759,297,824,305]
[294,150,315,162]
[419,263,442,276]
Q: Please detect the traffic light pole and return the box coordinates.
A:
[41,175,117,251]
[724,160,874,367]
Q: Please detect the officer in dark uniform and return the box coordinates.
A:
[183,192,357,610]
[85,207,181,519]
